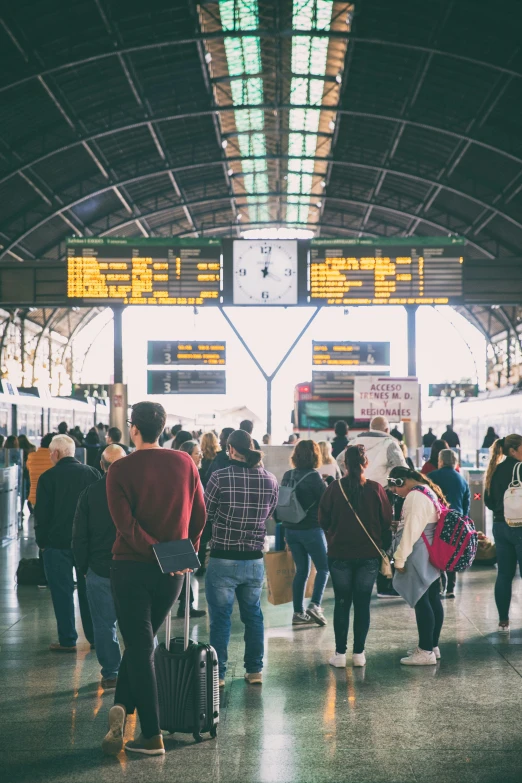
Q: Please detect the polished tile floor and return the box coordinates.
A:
[2,527,522,783]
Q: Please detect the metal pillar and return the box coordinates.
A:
[219,307,321,436]
[20,312,26,384]
[406,305,417,377]
[112,307,124,384]
[404,305,421,452]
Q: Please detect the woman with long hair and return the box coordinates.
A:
[484,434,522,633]
[199,431,219,487]
[387,465,447,665]
[204,430,278,686]
[319,445,392,667]
[318,440,341,481]
[279,440,329,627]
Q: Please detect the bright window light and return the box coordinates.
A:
[219,0,269,223]
[287,0,335,224]
[241,228,314,239]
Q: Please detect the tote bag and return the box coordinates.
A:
[264,549,317,605]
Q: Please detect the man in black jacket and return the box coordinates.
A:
[35,435,101,652]
[73,445,126,686]
[95,426,129,470]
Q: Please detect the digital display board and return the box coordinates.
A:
[147,370,226,395]
[429,383,479,398]
[312,341,390,367]
[309,238,464,305]
[147,341,226,366]
[66,238,221,305]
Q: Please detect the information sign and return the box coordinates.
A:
[354,376,420,422]
[72,383,109,400]
[428,383,479,398]
[309,238,464,305]
[147,370,226,395]
[312,341,390,367]
[66,238,221,305]
[311,372,354,397]
[147,341,226,366]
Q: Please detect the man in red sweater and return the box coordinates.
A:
[102,402,206,757]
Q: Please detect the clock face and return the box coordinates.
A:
[232,240,298,305]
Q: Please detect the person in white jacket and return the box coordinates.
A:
[387,465,447,666]
[337,416,407,486]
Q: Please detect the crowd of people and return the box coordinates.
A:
[16,405,522,757]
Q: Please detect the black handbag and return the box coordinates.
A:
[16,558,47,586]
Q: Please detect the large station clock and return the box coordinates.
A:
[232,240,299,305]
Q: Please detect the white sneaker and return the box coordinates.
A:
[292,612,313,625]
[307,603,327,626]
[329,652,347,668]
[352,652,366,667]
[407,645,441,660]
[498,622,510,634]
[401,648,437,666]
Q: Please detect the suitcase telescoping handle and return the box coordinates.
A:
[165,571,192,652]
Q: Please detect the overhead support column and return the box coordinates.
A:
[219,308,321,436]
[404,305,421,454]
[20,312,26,386]
[112,306,124,384]
[110,307,128,445]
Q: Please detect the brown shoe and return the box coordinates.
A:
[101,678,118,689]
[125,733,165,756]
[49,642,77,653]
[102,705,126,755]
[244,672,263,685]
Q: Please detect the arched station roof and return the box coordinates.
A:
[0,0,521,342]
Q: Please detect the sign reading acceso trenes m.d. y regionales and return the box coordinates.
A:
[354,377,420,422]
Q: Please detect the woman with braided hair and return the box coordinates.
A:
[387,465,448,666]
[484,434,522,633]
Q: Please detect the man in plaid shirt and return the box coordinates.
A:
[204,430,278,687]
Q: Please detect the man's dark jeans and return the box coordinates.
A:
[43,547,94,647]
[111,561,183,739]
[328,557,379,655]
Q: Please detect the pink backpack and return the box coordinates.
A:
[411,486,478,572]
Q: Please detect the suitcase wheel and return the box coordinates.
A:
[193,732,203,743]
[210,726,218,739]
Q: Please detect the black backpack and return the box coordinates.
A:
[16,558,47,586]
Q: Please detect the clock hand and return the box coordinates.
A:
[267,272,282,282]
[261,265,269,278]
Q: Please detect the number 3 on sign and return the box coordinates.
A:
[163,352,172,364]
[163,381,171,393]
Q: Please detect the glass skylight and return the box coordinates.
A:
[287,0,334,225]
[219,0,269,223]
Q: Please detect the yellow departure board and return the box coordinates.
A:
[66,239,221,305]
[309,240,464,305]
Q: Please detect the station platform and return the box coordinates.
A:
[2,530,522,783]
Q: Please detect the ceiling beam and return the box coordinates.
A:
[3,107,522,191]
[3,155,520,260]
[39,193,492,260]
[2,34,522,97]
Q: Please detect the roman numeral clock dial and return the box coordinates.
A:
[232,240,298,305]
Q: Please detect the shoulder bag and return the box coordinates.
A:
[338,481,393,578]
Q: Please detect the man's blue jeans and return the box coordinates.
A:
[205,558,264,680]
[86,569,121,679]
[284,527,329,613]
[43,548,94,647]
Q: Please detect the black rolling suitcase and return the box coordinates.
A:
[154,572,220,743]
